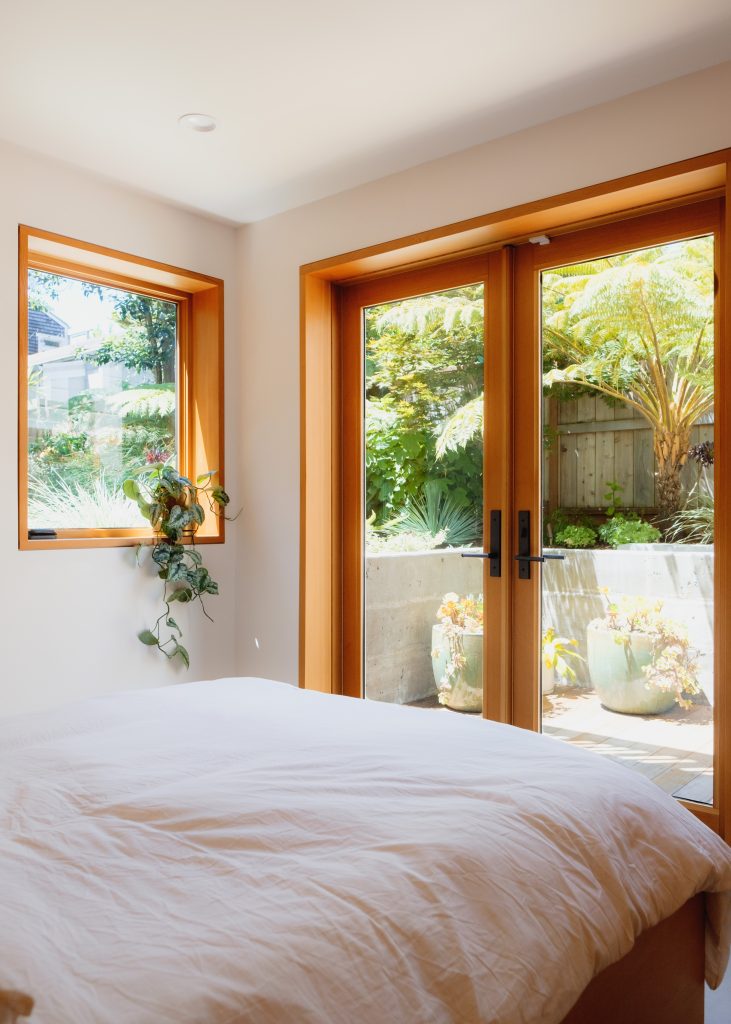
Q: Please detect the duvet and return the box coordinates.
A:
[0,677,729,1023]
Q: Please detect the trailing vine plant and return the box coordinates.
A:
[123,464,232,667]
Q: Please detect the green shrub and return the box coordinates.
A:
[666,482,714,544]
[382,481,481,548]
[598,515,661,548]
[554,524,597,548]
[29,430,91,460]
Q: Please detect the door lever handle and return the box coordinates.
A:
[514,553,566,563]
[515,510,565,579]
[460,510,501,578]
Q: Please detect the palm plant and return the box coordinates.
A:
[542,237,714,519]
[381,480,481,548]
[435,238,715,520]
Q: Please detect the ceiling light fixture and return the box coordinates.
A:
[178,112,217,133]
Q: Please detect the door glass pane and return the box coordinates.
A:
[540,235,714,805]
[363,285,484,711]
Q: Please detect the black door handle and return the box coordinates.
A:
[514,553,566,562]
[460,510,501,577]
[515,510,566,579]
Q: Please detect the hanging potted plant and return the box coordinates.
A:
[587,592,701,714]
[431,592,483,712]
[123,462,234,667]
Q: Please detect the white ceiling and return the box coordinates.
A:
[1,0,730,224]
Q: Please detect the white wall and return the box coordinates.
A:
[235,60,731,686]
[0,140,239,715]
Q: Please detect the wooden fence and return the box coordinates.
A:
[544,396,713,512]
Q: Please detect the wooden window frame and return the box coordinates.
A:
[300,147,731,841]
[19,226,225,550]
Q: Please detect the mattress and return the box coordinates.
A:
[0,677,729,1023]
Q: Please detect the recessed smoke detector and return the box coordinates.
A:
[178,112,217,133]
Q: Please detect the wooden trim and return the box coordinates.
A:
[524,197,720,270]
[716,159,731,842]
[562,895,704,1024]
[339,257,492,700]
[299,273,341,693]
[22,225,221,291]
[511,241,542,732]
[483,248,513,723]
[512,197,726,836]
[27,253,192,303]
[19,226,225,551]
[17,229,30,553]
[303,151,728,283]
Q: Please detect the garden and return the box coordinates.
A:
[27,269,177,530]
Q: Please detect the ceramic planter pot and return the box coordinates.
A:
[586,621,675,715]
[431,624,483,713]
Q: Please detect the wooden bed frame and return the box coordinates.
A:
[0,894,708,1022]
[562,895,705,1024]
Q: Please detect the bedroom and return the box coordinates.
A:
[1,1,731,1021]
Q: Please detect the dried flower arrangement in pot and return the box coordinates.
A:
[431,592,483,712]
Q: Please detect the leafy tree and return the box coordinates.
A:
[29,269,176,384]
[435,238,714,521]
[543,237,714,519]
[87,295,176,384]
[365,286,484,528]
[367,288,483,432]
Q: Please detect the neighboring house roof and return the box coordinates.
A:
[28,309,68,356]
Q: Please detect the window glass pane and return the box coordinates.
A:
[27,270,177,530]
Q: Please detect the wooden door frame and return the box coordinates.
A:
[512,197,725,836]
[300,148,731,840]
[339,254,510,707]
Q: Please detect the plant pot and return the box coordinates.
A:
[431,624,483,713]
[586,621,676,715]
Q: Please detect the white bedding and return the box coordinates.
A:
[0,677,729,1024]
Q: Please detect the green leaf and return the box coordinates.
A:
[401,432,423,457]
[211,486,230,506]
[122,479,141,500]
[169,587,193,603]
[196,471,216,484]
[176,644,190,669]
[166,617,181,636]
[138,630,158,646]
[148,502,164,529]
[190,503,205,526]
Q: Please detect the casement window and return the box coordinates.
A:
[19,227,224,549]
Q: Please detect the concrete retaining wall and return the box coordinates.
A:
[365,545,714,705]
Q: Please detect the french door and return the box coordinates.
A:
[341,197,725,834]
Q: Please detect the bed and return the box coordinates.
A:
[0,676,729,1023]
